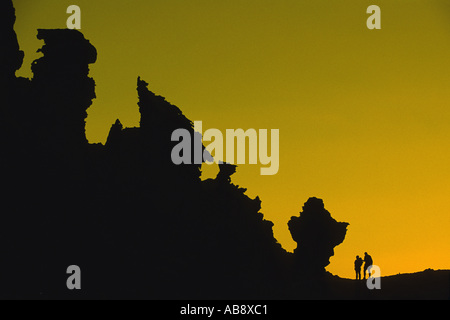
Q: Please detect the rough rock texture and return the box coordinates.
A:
[288,197,349,275]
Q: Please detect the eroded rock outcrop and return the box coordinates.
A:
[31,29,97,147]
[0,1,349,299]
[0,0,24,82]
[288,197,349,275]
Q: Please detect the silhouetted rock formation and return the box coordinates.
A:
[288,197,349,276]
[216,161,238,184]
[0,1,362,300]
[31,29,97,147]
[0,0,27,152]
[0,0,24,82]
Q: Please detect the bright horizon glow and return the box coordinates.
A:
[13,0,450,279]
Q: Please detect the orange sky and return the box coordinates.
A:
[13,0,450,278]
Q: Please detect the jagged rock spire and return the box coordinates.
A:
[31,29,97,147]
[0,0,24,81]
[288,197,349,275]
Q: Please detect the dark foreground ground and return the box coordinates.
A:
[321,269,450,300]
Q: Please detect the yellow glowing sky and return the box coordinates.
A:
[13,0,450,279]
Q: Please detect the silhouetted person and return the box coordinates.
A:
[354,255,363,280]
[363,252,373,280]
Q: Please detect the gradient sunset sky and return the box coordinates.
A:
[13,0,450,279]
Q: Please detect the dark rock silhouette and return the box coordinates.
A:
[0,0,24,82]
[31,29,97,147]
[1,0,447,300]
[0,1,291,298]
[216,161,238,184]
[288,197,349,275]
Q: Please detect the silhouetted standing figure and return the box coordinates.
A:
[354,255,363,280]
[363,252,373,280]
